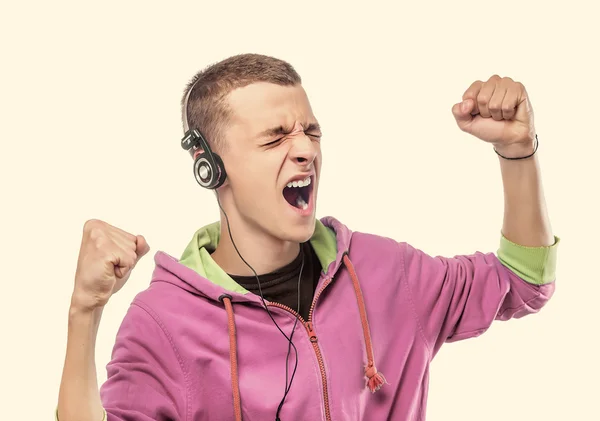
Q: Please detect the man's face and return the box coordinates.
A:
[218,82,322,243]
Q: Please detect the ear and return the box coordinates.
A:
[192,148,204,160]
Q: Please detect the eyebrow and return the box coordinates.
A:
[258,122,322,139]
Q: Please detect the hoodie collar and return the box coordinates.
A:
[175,217,344,298]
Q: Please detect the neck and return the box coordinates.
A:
[211,214,301,277]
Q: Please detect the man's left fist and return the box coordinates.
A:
[452,75,536,156]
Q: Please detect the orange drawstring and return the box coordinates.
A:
[343,254,388,393]
[219,254,384,421]
[220,295,243,421]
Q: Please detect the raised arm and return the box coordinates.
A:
[57,220,150,421]
[452,74,555,248]
[400,75,559,356]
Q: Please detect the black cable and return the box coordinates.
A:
[277,249,304,419]
[184,78,300,419]
[215,191,301,420]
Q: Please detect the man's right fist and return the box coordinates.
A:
[71,219,150,312]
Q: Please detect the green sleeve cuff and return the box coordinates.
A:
[56,407,107,421]
[496,233,560,285]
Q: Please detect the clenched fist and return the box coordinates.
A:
[452,75,536,158]
[71,219,150,312]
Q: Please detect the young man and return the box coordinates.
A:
[57,54,559,421]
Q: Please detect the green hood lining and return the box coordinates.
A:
[178,219,338,295]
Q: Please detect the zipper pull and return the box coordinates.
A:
[305,322,318,343]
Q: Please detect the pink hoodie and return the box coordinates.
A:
[98,216,558,420]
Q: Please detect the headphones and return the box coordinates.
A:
[180,80,227,189]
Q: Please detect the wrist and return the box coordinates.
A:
[69,290,105,316]
[68,302,103,319]
[67,305,103,338]
[494,135,537,159]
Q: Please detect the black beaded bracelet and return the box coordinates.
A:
[494,134,539,160]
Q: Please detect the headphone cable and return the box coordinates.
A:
[216,192,302,420]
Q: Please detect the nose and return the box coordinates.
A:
[289,135,318,167]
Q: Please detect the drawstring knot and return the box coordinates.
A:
[365,363,387,393]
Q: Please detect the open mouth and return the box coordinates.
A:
[282,175,313,211]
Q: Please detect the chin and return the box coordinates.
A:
[278,217,317,243]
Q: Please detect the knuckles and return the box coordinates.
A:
[83,218,102,231]
[477,95,490,106]
[488,101,503,111]
[82,219,122,255]
[467,76,524,99]
[84,219,106,241]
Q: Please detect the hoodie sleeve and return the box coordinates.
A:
[98,300,188,421]
[400,233,559,356]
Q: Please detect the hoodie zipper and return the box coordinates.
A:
[267,277,333,421]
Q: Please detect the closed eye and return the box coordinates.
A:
[262,132,322,147]
[263,138,283,147]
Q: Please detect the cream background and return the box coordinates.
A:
[1,0,598,419]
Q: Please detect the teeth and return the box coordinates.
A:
[287,176,311,189]
[296,196,308,210]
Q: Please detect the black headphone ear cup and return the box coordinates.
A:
[193,153,214,188]
[211,153,227,189]
[193,152,227,189]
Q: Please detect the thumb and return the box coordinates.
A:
[135,235,151,258]
[452,99,475,132]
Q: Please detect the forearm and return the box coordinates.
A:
[497,143,554,247]
[57,303,105,421]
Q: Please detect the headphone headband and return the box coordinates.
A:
[180,77,227,189]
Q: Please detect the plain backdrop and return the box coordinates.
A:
[1,0,598,419]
